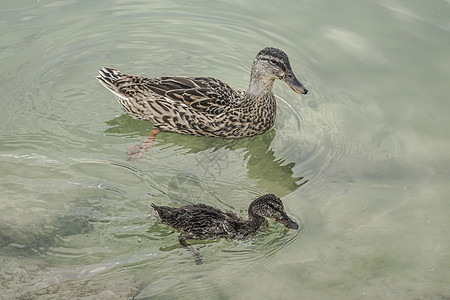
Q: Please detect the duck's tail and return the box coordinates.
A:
[151,203,167,221]
[151,203,159,218]
[151,203,178,223]
[97,67,129,100]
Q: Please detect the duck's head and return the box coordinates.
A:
[248,194,299,229]
[250,47,308,95]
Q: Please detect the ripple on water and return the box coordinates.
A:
[275,80,348,200]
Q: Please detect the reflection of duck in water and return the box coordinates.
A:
[97,47,307,162]
[151,193,299,264]
[105,120,306,196]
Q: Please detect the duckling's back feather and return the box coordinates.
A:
[152,203,259,240]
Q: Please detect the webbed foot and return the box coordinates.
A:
[179,235,202,265]
[126,128,160,162]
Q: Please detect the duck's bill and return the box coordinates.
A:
[282,71,308,94]
[277,215,299,230]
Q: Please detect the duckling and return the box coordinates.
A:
[151,193,299,264]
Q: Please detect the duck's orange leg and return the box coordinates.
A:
[126,128,160,162]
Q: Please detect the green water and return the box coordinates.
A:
[1,0,449,298]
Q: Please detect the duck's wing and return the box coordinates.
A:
[97,68,240,116]
[146,76,240,115]
[175,205,231,237]
[156,204,239,239]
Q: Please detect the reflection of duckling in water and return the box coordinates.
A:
[151,193,299,264]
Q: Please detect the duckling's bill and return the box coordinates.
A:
[277,214,299,230]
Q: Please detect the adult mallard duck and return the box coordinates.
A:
[151,193,299,264]
[97,47,308,162]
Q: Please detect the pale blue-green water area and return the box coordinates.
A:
[1,0,449,299]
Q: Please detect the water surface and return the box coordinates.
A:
[1,0,449,298]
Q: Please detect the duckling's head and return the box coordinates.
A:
[248,194,299,229]
[250,47,308,95]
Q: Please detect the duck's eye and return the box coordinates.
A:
[269,59,278,65]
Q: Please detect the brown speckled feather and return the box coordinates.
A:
[97,47,307,139]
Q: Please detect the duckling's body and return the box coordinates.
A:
[152,203,264,240]
[97,47,307,162]
[152,194,298,264]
